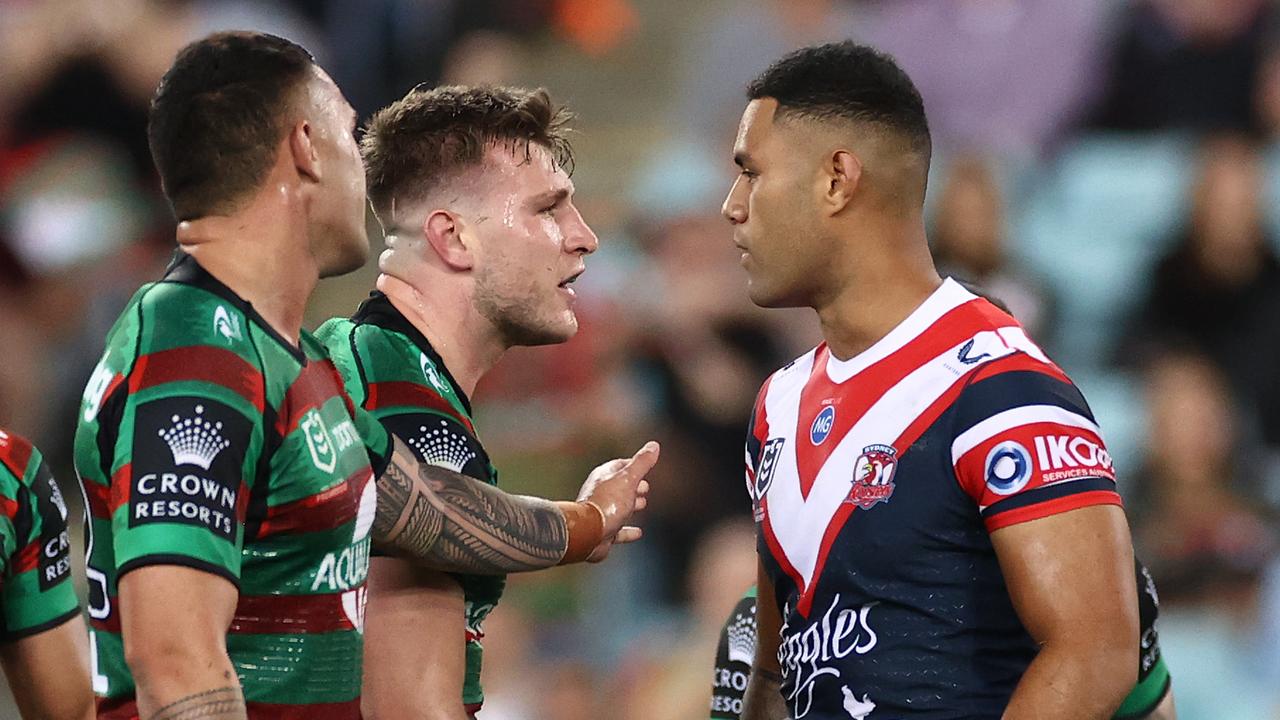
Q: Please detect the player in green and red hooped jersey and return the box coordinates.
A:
[74,31,656,720]
[0,428,93,719]
[317,84,599,718]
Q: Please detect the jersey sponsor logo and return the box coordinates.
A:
[131,397,248,541]
[984,440,1033,496]
[810,405,836,445]
[1032,434,1115,482]
[846,445,897,510]
[33,463,73,590]
[213,305,242,342]
[406,419,478,473]
[726,602,757,665]
[301,409,338,474]
[312,478,376,632]
[778,594,878,718]
[159,404,232,470]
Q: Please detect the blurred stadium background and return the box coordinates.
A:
[2,0,1280,717]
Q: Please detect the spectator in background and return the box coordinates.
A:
[616,519,757,720]
[1090,0,1277,134]
[929,155,1055,341]
[1122,137,1280,450]
[1132,351,1280,718]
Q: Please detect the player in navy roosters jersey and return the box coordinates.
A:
[722,43,1157,720]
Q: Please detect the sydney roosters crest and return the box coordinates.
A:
[847,444,897,509]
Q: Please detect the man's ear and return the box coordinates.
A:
[424,210,475,271]
[288,120,322,183]
[824,149,862,214]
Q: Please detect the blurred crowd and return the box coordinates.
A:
[2,0,1280,717]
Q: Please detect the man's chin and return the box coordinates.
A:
[319,239,371,278]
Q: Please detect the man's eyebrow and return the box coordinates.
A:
[529,188,571,206]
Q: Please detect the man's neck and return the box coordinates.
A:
[377,273,505,398]
[174,193,317,345]
[814,220,941,361]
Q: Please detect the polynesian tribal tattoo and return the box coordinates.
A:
[372,437,569,574]
[149,687,245,719]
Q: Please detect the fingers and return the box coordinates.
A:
[612,526,643,544]
[621,441,660,481]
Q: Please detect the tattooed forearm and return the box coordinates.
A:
[148,687,245,720]
[372,437,569,574]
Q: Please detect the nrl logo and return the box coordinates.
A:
[846,444,897,510]
[301,409,337,474]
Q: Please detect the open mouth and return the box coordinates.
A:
[558,269,584,289]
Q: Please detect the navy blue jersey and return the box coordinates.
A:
[747,279,1125,719]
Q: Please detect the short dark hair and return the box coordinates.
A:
[361,86,574,220]
[748,41,931,161]
[148,31,315,220]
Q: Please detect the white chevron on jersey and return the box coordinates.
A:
[758,279,1056,606]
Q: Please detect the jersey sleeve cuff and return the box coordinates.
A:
[0,606,81,643]
[117,554,241,590]
[983,488,1123,532]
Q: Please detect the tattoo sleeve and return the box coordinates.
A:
[148,687,245,720]
[372,436,569,574]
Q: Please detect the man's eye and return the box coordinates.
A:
[540,205,558,215]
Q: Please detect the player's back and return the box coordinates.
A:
[750,279,1125,718]
[74,254,383,718]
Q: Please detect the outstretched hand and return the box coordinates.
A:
[577,441,659,562]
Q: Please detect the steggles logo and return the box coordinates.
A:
[158,405,231,470]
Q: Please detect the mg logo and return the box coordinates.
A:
[810,405,836,445]
[301,409,336,474]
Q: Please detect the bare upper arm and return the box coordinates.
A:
[362,557,468,719]
[753,556,782,674]
[0,614,94,720]
[990,504,1138,649]
[118,565,238,681]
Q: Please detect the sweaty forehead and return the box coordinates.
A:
[482,143,572,196]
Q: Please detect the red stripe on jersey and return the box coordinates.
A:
[0,495,18,521]
[96,697,362,719]
[0,431,33,481]
[11,540,40,573]
[129,347,265,411]
[84,479,112,520]
[365,381,474,433]
[244,699,361,719]
[794,299,1011,498]
[275,360,349,437]
[970,350,1070,385]
[109,464,132,515]
[229,592,358,634]
[954,421,1113,503]
[255,470,369,537]
[985,490,1123,532]
[89,610,121,634]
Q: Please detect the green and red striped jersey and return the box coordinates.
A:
[317,292,504,710]
[74,254,391,719]
[0,429,79,641]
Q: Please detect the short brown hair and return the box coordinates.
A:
[361,86,574,220]
[148,31,315,220]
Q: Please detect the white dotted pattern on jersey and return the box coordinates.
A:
[726,602,758,665]
[407,419,477,472]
